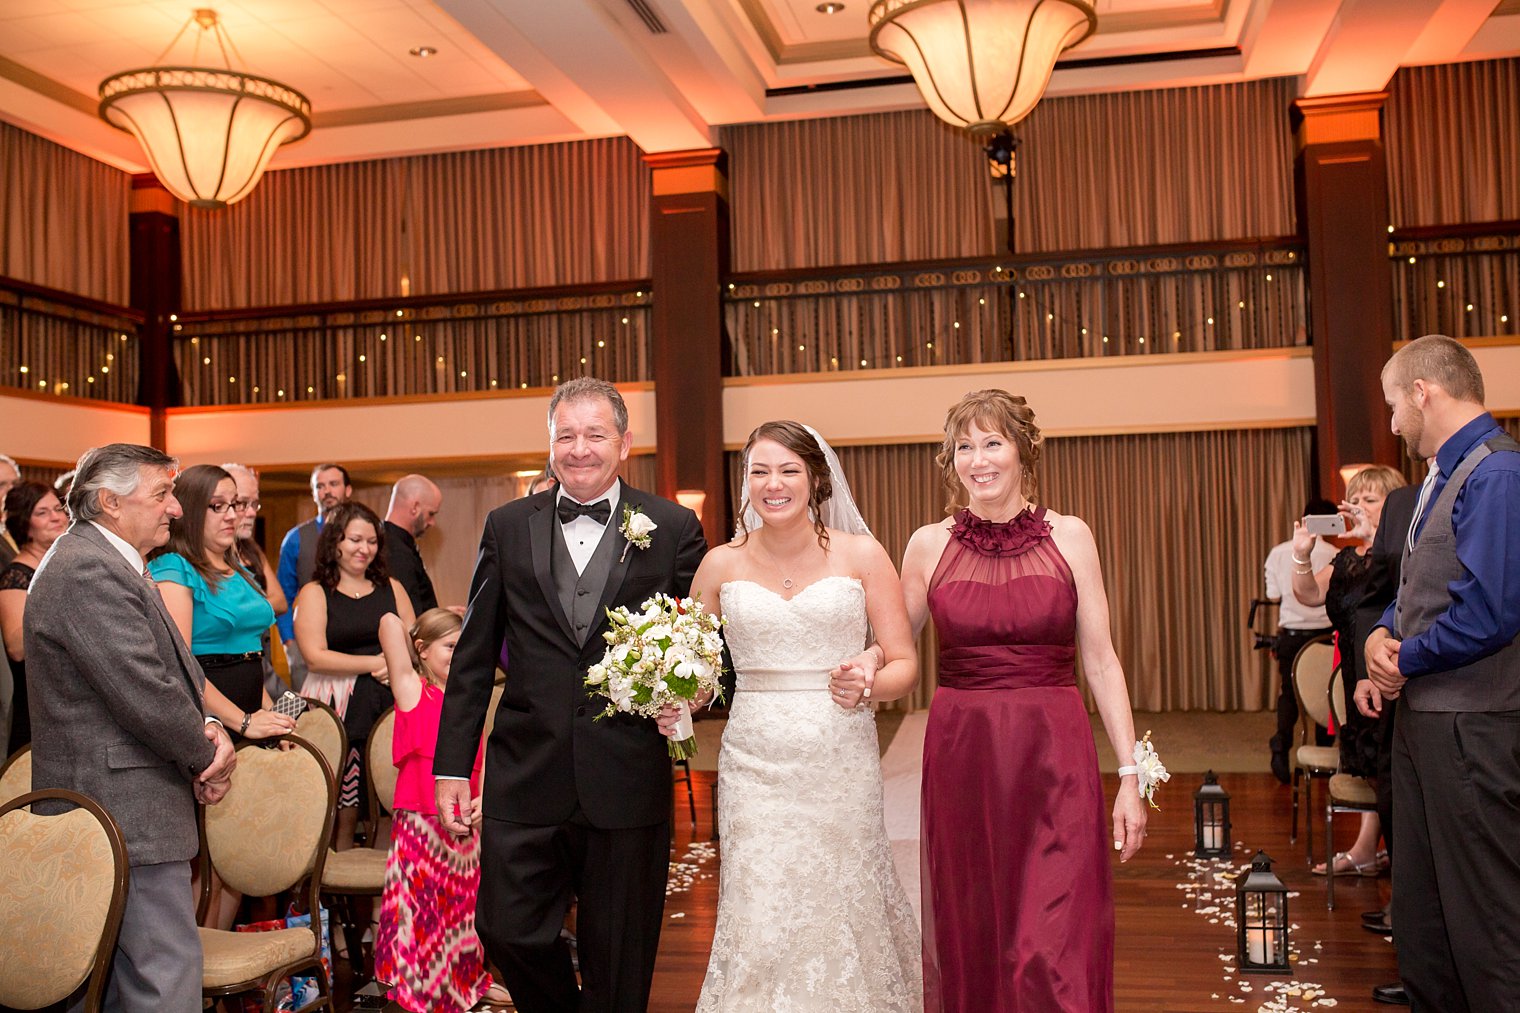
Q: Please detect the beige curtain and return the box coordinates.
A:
[720,77,1296,271]
[181,138,651,309]
[1392,245,1519,341]
[1386,58,1520,228]
[727,427,1312,712]
[0,120,130,304]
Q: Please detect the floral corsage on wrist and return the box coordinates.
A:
[619,505,657,562]
[1117,730,1169,809]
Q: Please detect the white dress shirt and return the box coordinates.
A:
[1263,537,1336,630]
[557,482,621,575]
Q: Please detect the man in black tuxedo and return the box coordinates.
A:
[434,377,706,1012]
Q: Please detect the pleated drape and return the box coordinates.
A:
[720,77,1296,272]
[1386,58,1520,228]
[729,427,1313,712]
[181,137,651,309]
[0,120,130,304]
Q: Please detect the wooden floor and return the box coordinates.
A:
[343,770,1400,1012]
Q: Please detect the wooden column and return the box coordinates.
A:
[1294,94,1401,498]
[644,148,730,547]
[128,174,183,450]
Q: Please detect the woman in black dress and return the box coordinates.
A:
[1290,464,1406,876]
[294,501,415,850]
[0,482,70,754]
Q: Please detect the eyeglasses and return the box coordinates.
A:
[232,499,262,513]
[207,500,238,514]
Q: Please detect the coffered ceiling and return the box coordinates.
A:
[1,0,1516,172]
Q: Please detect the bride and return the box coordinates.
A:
[671,420,922,1011]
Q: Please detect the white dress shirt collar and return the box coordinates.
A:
[556,480,621,518]
[90,521,147,574]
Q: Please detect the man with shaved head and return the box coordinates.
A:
[383,473,442,614]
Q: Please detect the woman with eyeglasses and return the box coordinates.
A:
[148,464,295,745]
[1,481,71,753]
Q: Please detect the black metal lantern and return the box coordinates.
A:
[1193,769,1232,858]
[1236,850,1291,974]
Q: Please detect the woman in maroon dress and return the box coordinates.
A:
[865,389,1148,1012]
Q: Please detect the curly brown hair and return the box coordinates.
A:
[312,501,390,591]
[736,420,833,549]
[935,389,1043,515]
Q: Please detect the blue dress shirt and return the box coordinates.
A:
[1378,413,1520,677]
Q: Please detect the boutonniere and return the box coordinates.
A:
[619,504,657,562]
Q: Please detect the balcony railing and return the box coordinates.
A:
[1390,220,1520,340]
[0,277,142,402]
[723,237,1307,377]
[171,281,653,406]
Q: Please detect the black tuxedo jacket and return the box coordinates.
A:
[435,481,706,828]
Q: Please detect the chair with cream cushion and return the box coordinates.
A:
[0,744,32,808]
[1289,635,1339,857]
[199,736,335,1013]
[293,699,348,788]
[0,788,128,1012]
[322,706,397,984]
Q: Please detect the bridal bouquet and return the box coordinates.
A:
[585,593,725,760]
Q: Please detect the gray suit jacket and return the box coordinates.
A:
[24,523,216,866]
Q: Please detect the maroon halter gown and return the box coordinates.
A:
[922,507,1114,1013]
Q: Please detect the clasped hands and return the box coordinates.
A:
[434,780,486,838]
[195,720,238,805]
[1357,627,1406,718]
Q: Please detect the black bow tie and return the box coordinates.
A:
[557,499,611,526]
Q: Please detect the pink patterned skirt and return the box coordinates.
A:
[375,809,494,1013]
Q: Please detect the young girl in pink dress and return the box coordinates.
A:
[374,608,510,1012]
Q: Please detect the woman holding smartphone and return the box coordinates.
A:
[1290,464,1406,876]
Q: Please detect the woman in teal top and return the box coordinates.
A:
[149,465,294,743]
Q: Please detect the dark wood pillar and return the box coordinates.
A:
[644,148,729,547]
[1294,94,1401,498]
[128,174,182,449]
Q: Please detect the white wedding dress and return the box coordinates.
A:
[697,575,922,1012]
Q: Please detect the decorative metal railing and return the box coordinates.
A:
[723,238,1307,377]
[0,277,142,402]
[172,282,653,405]
[1390,221,1520,341]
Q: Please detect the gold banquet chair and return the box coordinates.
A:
[294,699,349,791]
[199,737,336,1013]
[0,788,129,1012]
[1323,668,1379,912]
[320,706,397,983]
[0,743,32,808]
[1289,635,1339,858]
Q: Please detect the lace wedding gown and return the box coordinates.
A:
[697,576,921,1012]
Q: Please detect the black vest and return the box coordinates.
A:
[551,515,619,646]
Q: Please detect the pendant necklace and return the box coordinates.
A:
[756,538,799,590]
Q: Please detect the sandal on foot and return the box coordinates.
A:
[1313,851,1382,877]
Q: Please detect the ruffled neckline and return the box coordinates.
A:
[950,506,1051,557]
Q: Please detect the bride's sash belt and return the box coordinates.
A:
[937,644,1077,690]
[736,667,830,692]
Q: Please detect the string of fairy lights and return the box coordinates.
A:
[723,258,1307,372]
[168,298,650,404]
[7,246,1517,400]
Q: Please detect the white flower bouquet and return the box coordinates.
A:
[585,592,726,759]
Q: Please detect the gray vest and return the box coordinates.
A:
[1398,432,1520,712]
[296,518,321,587]
[551,516,619,646]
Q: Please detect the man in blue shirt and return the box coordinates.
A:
[1362,334,1520,1011]
[275,463,351,690]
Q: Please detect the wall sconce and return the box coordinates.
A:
[1339,462,1374,491]
[675,490,707,516]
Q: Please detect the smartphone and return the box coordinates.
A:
[1304,513,1347,537]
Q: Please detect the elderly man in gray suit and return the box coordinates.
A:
[26,443,237,1012]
